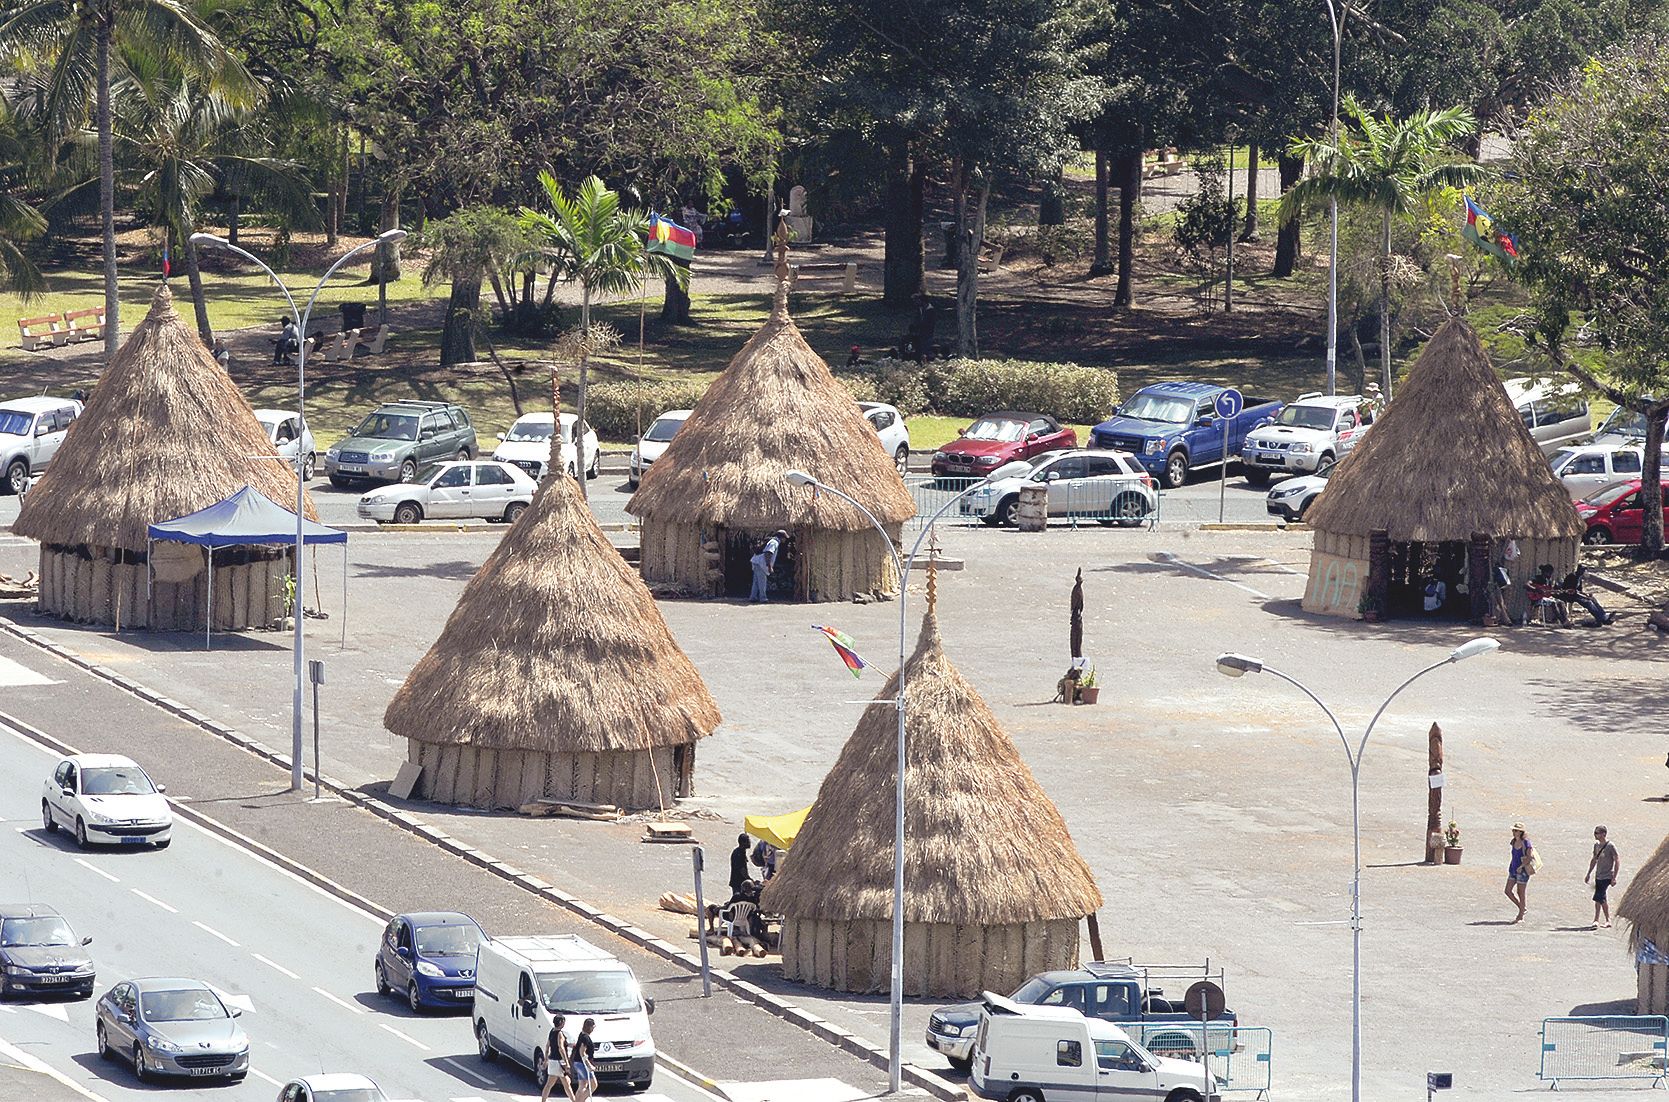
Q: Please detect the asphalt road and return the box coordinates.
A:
[0,722,722,1102]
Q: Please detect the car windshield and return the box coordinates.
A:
[1010,977,1051,1002]
[1601,410,1647,437]
[314,1090,385,1102]
[1275,405,1336,430]
[539,970,642,1015]
[1583,482,1640,507]
[141,988,227,1022]
[81,766,155,795]
[0,410,32,436]
[1550,449,1579,474]
[353,412,418,441]
[965,418,1026,442]
[1119,394,1193,423]
[0,916,75,947]
[415,464,446,484]
[643,416,684,443]
[415,924,479,956]
[989,459,1035,480]
[505,420,554,442]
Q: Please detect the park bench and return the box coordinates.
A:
[978,240,1006,273]
[18,314,67,351]
[355,324,392,355]
[1143,147,1185,179]
[63,307,106,343]
[789,261,859,294]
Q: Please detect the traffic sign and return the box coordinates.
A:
[1185,979,1226,1022]
[1214,389,1244,419]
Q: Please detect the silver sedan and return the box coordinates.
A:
[356,460,536,525]
[96,977,249,1082]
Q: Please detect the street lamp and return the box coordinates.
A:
[1214,637,1498,1102]
[1322,0,1346,396]
[783,468,990,1094]
[191,228,408,792]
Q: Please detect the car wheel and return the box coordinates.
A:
[1164,450,1190,489]
[408,982,423,1014]
[1584,526,1612,545]
[1113,493,1149,527]
[567,461,578,479]
[1008,1091,1043,1102]
[153,839,169,850]
[301,452,317,480]
[894,445,909,474]
[375,960,390,996]
[42,799,56,833]
[399,458,419,482]
[456,448,471,462]
[329,475,351,489]
[1163,1092,1204,1102]
[588,453,600,479]
[533,1047,548,1087]
[132,1044,147,1082]
[393,502,423,525]
[947,1055,972,1074]
[1316,453,1336,474]
[477,1019,496,1061]
[997,496,1021,527]
[74,818,89,849]
[1243,467,1270,488]
[97,1022,111,1060]
[504,502,528,524]
[6,459,27,495]
[629,1077,652,1093]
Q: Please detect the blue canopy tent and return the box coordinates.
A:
[146,486,348,648]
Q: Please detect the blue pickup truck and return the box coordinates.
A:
[1089,382,1285,488]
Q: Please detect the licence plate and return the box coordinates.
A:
[188,1067,222,1077]
[39,974,70,983]
[121,836,146,844]
[340,465,366,473]
[1256,455,1283,465]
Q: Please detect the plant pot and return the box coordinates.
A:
[1444,846,1463,865]
[1079,686,1100,705]
[1363,609,1383,623]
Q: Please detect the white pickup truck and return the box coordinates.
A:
[1239,393,1368,486]
[0,395,83,495]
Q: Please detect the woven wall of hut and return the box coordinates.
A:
[406,740,685,812]
[37,546,289,631]
[778,916,1081,998]
[1640,955,1669,1014]
[638,520,719,596]
[637,520,899,602]
[1302,531,1575,621]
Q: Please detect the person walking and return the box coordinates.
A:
[1586,826,1621,929]
[729,832,752,894]
[1505,823,1536,923]
[539,1013,574,1102]
[570,1018,598,1102]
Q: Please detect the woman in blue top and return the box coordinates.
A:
[1505,823,1533,923]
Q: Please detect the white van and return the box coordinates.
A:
[473,934,655,1092]
[970,995,1215,1102]
[1503,378,1591,456]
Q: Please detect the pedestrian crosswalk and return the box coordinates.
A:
[721,1080,873,1102]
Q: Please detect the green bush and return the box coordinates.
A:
[856,357,930,415]
[939,358,1119,424]
[837,375,879,403]
[586,379,709,440]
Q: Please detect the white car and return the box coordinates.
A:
[356,460,536,525]
[274,1073,388,1102]
[628,409,692,487]
[1592,406,1647,445]
[41,754,172,850]
[1240,393,1366,486]
[1551,441,1667,499]
[255,408,318,481]
[493,412,599,481]
[1504,377,1592,455]
[859,400,911,473]
[0,395,82,495]
[1266,464,1332,521]
[960,448,1155,527]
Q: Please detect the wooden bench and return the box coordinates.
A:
[63,307,106,343]
[1143,147,1185,179]
[18,314,66,351]
[354,324,392,355]
[790,261,858,294]
[978,241,1006,273]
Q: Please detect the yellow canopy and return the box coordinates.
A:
[745,807,810,851]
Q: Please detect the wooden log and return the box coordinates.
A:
[520,797,620,821]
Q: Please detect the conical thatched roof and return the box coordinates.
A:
[1618,834,1669,954]
[760,612,1102,925]
[626,286,915,530]
[384,470,721,753]
[1304,318,1582,541]
[15,285,314,552]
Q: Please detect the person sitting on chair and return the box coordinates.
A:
[1527,564,1567,625]
[1557,565,1614,626]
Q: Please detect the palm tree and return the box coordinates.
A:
[0,97,47,296]
[0,0,248,356]
[521,173,687,498]
[1280,98,1490,398]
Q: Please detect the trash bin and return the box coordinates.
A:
[1017,483,1048,532]
[340,302,367,331]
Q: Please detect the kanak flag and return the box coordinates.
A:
[813,624,867,678]
[647,213,696,265]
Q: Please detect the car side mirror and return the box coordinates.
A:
[156,784,166,794]
[520,998,536,1015]
[957,427,967,436]
[1196,415,1214,426]
[396,947,411,960]
[496,432,506,441]
[35,424,50,436]
[61,787,73,797]
[81,936,92,945]
[645,997,655,1015]
[231,1008,243,1018]
[1026,432,1040,442]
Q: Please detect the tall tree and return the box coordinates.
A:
[420,205,532,368]
[1495,36,1669,554]
[0,0,247,356]
[1279,99,1488,398]
[0,97,47,295]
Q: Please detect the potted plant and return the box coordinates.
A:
[1444,820,1463,865]
[1078,667,1100,705]
[1357,591,1384,624]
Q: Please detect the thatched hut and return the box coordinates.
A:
[1302,318,1582,622]
[14,285,312,631]
[626,285,915,601]
[760,610,1102,998]
[385,470,721,812]
[1619,835,1669,1012]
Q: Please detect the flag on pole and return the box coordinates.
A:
[161,244,171,278]
[1462,196,1518,266]
[813,624,867,678]
[647,213,697,266]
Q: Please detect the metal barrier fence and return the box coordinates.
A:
[906,476,1162,531]
[1125,1023,1273,1097]
[1539,1016,1669,1088]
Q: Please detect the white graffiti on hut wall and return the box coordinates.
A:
[1307,553,1362,614]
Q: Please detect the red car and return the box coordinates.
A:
[1577,479,1669,544]
[929,411,1076,478]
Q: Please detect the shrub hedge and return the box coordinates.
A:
[585,380,709,440]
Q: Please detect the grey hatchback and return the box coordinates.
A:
[325,401,477,486]
[97,977,249,1082]
[0,904,95,998]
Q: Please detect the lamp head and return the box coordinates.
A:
[189,232,227,247]
[1449,637,1500,663]
[784,469,817,487]
[1215,653,1263,678]
[377,229,409,244]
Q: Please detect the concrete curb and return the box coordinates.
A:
[329,521,639,534]
[0,616,963,1102]
[1197,522,1292,532]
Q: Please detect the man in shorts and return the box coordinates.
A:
[1585,825,1621,928]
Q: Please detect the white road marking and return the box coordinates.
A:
[378,1022,431,1051]
[73,857,119,883]
[1154,551,1274,600]
[0,1033,113,1100]
[252,953,299,979]
[250,1068,284,1087]
[312,986,363,1014]
[1260,557,1305,576]
[721,1081,869,1102]
[192,919,240,947]
[130,887,176,913]
[0,655,60,686]
[449,1097,490,1102]
[207,984,254,1014]
[21,1001,69,1022]
[442,1056,495,1086]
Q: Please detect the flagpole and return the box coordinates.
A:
[639,225,649,375]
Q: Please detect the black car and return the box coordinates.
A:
[0,903,95,998]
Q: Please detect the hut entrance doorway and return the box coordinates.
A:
[1386,540,1470,619]
[721,530,799,600]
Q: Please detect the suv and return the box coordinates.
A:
[325,401,477,486]
[1239,393,1367,486]
[0,395,83,495]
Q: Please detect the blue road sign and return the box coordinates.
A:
[1215,388,1244,419]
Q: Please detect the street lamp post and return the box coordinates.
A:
[784,469,990,1094]
[191,229,407,791]
[1323,0,1345,396]
[1214,637,1498,1102]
